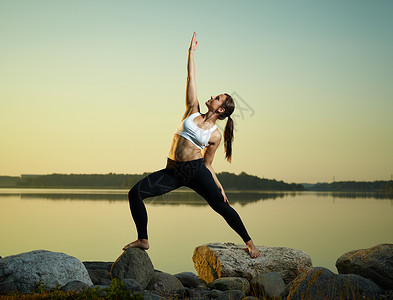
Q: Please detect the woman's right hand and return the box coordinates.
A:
[189,32,198,52]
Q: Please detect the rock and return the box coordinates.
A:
[208,277,250,294]
[250,272,286,299]
[110,248,154,290]
[122,278,142,292]
[175,287,194,299]
[174,271,200,288]
[0,281,18,294]
[143,291,161,300]
[83,261,113,285]
[61,280,90,292]
[218,289,246,300]
[336,243,393,290]
[192,242,312,284]
[208,289,223,298]
[145,271,184,297]
[0,250,93,294]
[283,267,383,300]
[190,286,213,299]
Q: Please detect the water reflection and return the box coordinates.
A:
[2,190,293,205]
[0,189,391,204]
[314,191,393,200]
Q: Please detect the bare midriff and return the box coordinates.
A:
[168,134,203,161]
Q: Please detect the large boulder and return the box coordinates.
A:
[336,243,393,290]
[110,248,154,290]
[0,250,93,294]
[146,270,184,297]
[192,242,312,284]
[283,267,383,300]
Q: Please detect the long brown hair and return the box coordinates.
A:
[218,93,235,162]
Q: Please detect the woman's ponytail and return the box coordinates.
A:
[224,116,234,162]
[219,93,235,163]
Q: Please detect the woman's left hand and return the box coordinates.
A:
[221,189,229,203]
[189,32,198,52]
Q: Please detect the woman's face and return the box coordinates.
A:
[205,94,226,112]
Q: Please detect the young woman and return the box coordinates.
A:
[123,32,260,258]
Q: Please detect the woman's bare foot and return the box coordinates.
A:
[246,240,260,258]
[122,239,150,251]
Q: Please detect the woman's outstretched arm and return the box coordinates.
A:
[184,32,199,118]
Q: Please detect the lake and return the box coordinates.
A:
[1,188,392,275]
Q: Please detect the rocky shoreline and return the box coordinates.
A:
[1,243,392,299]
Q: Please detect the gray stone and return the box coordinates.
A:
[250,272,285,299]
[110,248,154,290]
[143,291,161,300]
[61,280,89,292]
[193,242,312,284]
[174,271,200,288]
[336,243,393,290]
[0,281,18,294]
[146,271,184,297]
[83,261,113,285]
[0,250,93,293]
[218,289,246,300]
[175,287,194,299]
[208,289,223,298]
[191,286,213,299]
[122,278,142,292]
[283,267,383,300]
[208,277,250,294]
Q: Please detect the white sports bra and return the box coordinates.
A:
[175,112,217,150]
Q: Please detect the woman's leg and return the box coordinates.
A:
[185,164,260,257]
[185,165,252,243]
[124,167,181,250]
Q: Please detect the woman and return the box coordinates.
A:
[123,32,260,258]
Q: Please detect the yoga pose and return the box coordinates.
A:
[123,32,260,258]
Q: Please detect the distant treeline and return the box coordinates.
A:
[309,181,393,192]
[2,174,391,192]
[0,172,304,191]
[0,176,20,187]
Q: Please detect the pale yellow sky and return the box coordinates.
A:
[1,0,392,183]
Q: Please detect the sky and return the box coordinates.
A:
[1,0,392,183]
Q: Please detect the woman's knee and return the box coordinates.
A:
[128,184,140,202]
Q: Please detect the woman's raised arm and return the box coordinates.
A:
[185,32,199,115]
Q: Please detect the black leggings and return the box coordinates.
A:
[128,157,251,243]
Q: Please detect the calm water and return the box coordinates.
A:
[1,188,392,275]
